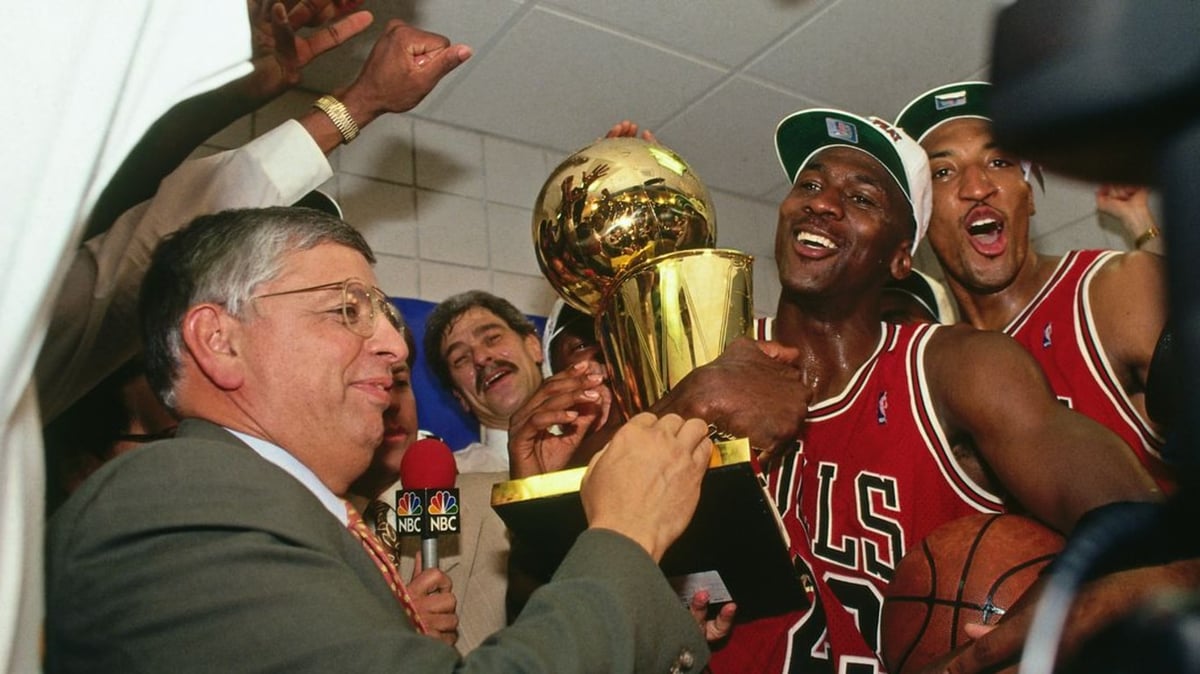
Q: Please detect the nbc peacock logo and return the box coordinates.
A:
[428,490,459,515]
[395,492,423,516]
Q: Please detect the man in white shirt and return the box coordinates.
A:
[38,7,472,423]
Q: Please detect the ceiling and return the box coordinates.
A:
[302,0,1006,209]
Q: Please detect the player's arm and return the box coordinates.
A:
[925,326,1161,534]
[1088,250,1169,406]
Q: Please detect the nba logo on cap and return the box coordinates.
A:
[826,117,858,143]
[934,89,969,111]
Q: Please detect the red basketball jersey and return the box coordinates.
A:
[1003,250,1172,491]
[710,321,1002,673]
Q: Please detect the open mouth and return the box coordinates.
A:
[967,218,1003,242]
[963,210,1007,256]
[478,367,512,393]
[796,230,837,251]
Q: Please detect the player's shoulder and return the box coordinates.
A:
[1088,248,1167,315]
[926,322,1018,357]
[923,323,1040,387]
[1092,248,1165,286]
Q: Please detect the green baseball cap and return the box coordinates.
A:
[775,108,932,251]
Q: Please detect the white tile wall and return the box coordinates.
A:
[753,257,783,318]
[340,175,417,258]
[486,202,539,275]
[373,255,420,299]
[711,189,776,259]
[1035,216,1131,256]
[493,272,558,317]
[418,261,491,304]
[483,137,549,209]
[413,120,484,199]
[339,114,415,185]
[414,189,488,267]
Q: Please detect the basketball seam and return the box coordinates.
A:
[951,514,1001,650]
[981,551,1058,623]
[894,538,937,674]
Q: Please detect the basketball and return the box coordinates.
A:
[880,513,1065,674]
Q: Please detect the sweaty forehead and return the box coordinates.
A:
[920,118,994,158]
[803,146,891,185]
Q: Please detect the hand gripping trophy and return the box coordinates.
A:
[532,136,754,417]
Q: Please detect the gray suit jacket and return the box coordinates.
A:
[46,419,707,673]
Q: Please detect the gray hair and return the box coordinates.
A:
[140,206,374,410]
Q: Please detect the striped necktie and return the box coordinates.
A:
[343,499,427,634]
[365,499,402,568]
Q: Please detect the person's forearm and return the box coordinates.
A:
[84,80,283,240]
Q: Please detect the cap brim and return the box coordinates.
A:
[895,81,992,143]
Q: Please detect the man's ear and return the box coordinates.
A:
[889,243,914,282]
[180,304,245,392]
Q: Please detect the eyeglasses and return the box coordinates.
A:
[252,278,404,338]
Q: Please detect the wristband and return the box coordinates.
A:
[1135,225,1160,249]
[313,94,360,144]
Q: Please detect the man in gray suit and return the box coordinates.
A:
[45,206,711,673]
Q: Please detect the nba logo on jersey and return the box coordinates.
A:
[877,390,889,425]
[1042,322,1053,348]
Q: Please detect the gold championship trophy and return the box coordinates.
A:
[490,137,806,619]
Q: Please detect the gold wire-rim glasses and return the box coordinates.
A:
[252,278,404,338]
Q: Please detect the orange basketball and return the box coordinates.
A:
[881,513,1064,674]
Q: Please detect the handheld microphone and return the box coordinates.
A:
[397,438,459,569]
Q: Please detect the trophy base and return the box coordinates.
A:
[491,439,808,620]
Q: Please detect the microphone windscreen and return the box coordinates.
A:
[399,438,458,489]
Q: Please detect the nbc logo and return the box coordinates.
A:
[428,490,459,515]
[395,492,423,516]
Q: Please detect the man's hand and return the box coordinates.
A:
[581,413,711,562]
[407,556,458,646]
[285,0,365,28]
[339,19,473,126]
[1096,184,1162,254]
[689,590,737,643]
[654,338,810,462]
[244,0,373,103]
[508,360,613,479]
[945,560,1200,673]
[605,120,659,144]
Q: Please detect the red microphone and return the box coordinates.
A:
[397,438,459,569]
